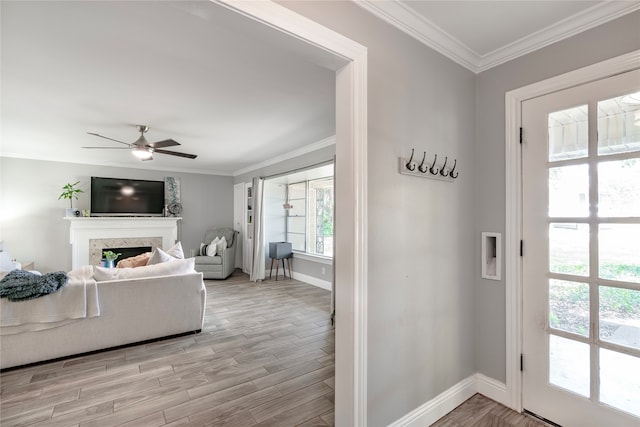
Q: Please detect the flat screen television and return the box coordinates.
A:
[91,177,165,216]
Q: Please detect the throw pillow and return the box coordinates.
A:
[116,252,151,268]
[206,237,219,257]
[94,258,195,282]
[146,248,175,265]
[165,241,184,259]
[216,236,227,254]
[199,243,208,256]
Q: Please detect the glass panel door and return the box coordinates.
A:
[522,69,640,426]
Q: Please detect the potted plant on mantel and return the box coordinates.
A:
[102,250,121,268]
[59,181,84,217]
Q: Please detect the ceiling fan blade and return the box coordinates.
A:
[141,155,154,161]
[154,149,197,159]
[81,146,130,149]
[87,132,131,147]
[148,139,180,148]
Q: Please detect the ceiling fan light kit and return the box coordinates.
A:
[83,125,197,161]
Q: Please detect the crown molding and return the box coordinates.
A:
[356,0,480,71]
[356,0,640,74]
[232,134,336,177]
[477,1,640,72]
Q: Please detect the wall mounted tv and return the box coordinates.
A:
[91,177,165,216]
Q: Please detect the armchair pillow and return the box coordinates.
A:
[216,236,227,254]
[207,237,220,257]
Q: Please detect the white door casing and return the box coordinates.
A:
[215,2,369,425]
[505,50,640,412]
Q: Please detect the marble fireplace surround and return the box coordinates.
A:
[89,237,161,266]
[66,217,180,269]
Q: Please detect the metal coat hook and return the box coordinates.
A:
[449,159,458,178]
[418,151,428,173]
[429,154,439,175]
[399,149,457,182]
[405,148,416,171]
[440,156,449,177]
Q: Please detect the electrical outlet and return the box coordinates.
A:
[321,267,326,275]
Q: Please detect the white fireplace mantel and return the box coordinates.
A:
[66,217,181,269]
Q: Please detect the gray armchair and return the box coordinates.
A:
[193,227,239,279]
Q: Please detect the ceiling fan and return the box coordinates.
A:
[82,125,197,161]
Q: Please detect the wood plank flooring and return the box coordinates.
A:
[1,271,545,427]
[0,271,335,426]
[433,394,547,427]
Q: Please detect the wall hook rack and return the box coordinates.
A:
[399,149,459,182]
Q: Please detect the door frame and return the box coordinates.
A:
[505,49,640,411]
[215,1,369,425]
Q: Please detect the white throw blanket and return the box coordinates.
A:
[0,266,100,335]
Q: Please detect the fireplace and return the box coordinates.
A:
[89,237,161,266]
[65,217,180,269]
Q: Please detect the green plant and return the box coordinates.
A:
[102,250,121,261]
[58,181,83,209]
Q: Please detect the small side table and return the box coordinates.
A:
[269,255,292,281]
[268,242,293,281]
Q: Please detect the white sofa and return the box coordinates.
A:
[0,270,206,370]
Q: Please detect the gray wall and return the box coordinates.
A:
[0,157,233,272]
[474,11,640,382]
[280,2,476,425]
[235,145,336,283]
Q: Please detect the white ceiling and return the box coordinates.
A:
[2,1,638,175]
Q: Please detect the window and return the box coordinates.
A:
[286,177,334,257]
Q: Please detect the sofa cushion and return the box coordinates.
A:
[116,252,152,268]
[94,258,195,282]
[146,248,175,265]
[165,241,184,259]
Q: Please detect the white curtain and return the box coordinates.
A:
[250,177,265,282]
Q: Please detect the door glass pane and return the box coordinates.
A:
[549,280,589,337]
[598,159,640,217]
[600,348,640,417]
[598,92,640,156]
[548,105,588,161]
[549,334,590,397]
[549,165,589,217]
[600,286,640,350]
[550,223,589,276]
[599,224,640,283]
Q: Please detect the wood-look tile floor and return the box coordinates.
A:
[433,394,548,427]
[0,271,335,427]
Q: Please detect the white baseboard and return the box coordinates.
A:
[292,271,332,291]
[263,269,332,291]
[389,374,509,426]
[388,375,477,427]
[476,373,509,407]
